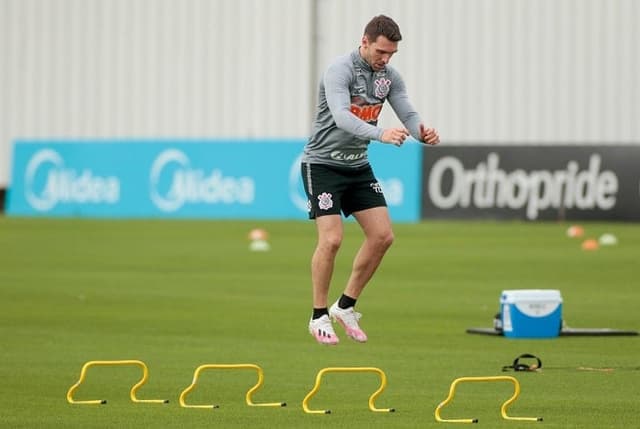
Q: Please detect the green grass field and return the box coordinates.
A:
[1,217,639,428]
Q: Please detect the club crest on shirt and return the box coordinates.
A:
[317,192,333,210]
[374,77,391,99]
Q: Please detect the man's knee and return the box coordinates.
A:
[319,231,343,254]
[381,229,395,249]
[372,229,394,250]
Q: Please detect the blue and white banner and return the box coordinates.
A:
[7,139,422,222]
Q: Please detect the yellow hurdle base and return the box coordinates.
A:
[178,363,286,409]
[302,367,394,414]
[435,376,543,423]
[66,360,168,405]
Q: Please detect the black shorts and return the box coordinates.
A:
[301,163,387,219]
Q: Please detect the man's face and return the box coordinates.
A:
[361,35,398,71]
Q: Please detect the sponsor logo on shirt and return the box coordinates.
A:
[330,150,366,161]
[350,102,383,123]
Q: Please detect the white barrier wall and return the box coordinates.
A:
[0,0,313,189]
[1,0,639,189]
[314,0,639,145]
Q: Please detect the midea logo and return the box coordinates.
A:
[149,149,255,212]
[25,149,120,211]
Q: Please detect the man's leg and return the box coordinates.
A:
[345,206,394,298]
[311,214,343,308]
[308,214,343,345]
[329,206,394,342]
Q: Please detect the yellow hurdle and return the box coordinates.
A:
[178,363,286,409]
[302,367,395,414]
[434,375,543,423]
[66,360,169,405]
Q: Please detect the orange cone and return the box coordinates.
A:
[567,225,585,238]
[581,239,599,251]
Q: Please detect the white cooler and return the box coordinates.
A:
[500,289,563,338]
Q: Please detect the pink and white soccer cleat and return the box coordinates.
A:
[329,302,368,342]
[309,314,340,345]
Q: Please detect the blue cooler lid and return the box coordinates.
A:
[501,289,562,318]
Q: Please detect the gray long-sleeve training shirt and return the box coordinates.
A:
[302,48,423,169]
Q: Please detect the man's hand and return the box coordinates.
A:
[420,124,440,146]
[380,128,410,146]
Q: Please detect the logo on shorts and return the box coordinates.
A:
[374,77,391,99]
[370,182,383,194]
[317,192,334,210]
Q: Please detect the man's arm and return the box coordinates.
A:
[386,73,423,141]
[324,63,414,146]
[387,72,440,145]
[324,62,384,141]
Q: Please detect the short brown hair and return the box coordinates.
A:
[363,15,402,43]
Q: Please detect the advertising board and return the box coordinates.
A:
[422,146,640,220]
[7,139,422,222]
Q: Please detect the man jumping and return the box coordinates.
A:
[301,15,440,345]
